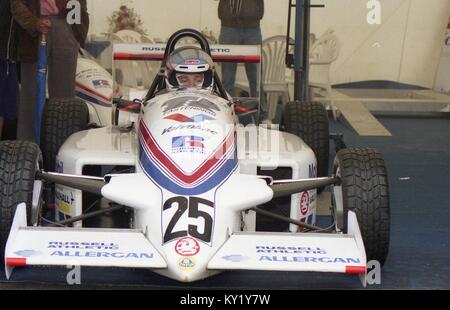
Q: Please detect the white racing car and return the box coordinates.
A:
[0,29,390,286]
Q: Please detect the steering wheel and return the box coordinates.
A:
[144,28,229,101]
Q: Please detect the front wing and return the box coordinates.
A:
[208,211,367,286]
[4,204,166,280]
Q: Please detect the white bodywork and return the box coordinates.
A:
[76,56,115,127]
[5,43,367,284]
[75,55,143,127]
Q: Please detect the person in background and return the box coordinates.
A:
[11,0,89,141]
[0,0,19,140]
[218,0,264,97]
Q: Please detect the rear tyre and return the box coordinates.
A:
[334,147,390,266]
[0,141,42,267]
[41,98,89,172]
[283,101,329,178]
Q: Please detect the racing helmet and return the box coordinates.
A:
[165,47,215,91]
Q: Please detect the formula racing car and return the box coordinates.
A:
[0,29,390,286]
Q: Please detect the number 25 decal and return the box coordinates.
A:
[163,197,214,243]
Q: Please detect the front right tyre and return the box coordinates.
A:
[283,101,330,178]
[334,147,390,266]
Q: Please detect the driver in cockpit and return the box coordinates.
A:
[165,47,215,92]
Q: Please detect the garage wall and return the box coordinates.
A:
[86,0,450,89]
[435,19,450,93]
[86,0,288,40]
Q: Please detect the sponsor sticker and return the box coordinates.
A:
[185,59,201,65]
[300,192,310,216]
[210,48,231,53]
[162,97,220,116]
[14,250,40,258]
[222,255,250,262]
[172,136,205,154]
[46,242,154,260]
[93,80,111,88]
[56,160,64,173]
[162,124,218,135]
[256,246,327,255]
[164,113,215,123]
[55,188,76,225]
[56,201,72,215]
[175,237,200,257]
[55,189,75,208]
[50,251,154,259]
[178,257,195,271]
[48,242,119,250]
[142,46,165,52]
[309,163,317,178]
[57,212,73,224]
[259,255,361,264]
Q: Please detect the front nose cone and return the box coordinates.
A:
[164,256,216,283]
[159,239,220,283]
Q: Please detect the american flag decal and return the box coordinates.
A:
[172,136,205,154]
[93,80,111,88]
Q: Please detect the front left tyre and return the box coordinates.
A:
[41,97,89,172]
[0,141,42,267]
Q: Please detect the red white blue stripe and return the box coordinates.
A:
[138,121,238,195]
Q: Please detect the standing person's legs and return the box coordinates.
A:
[219,26,242,97]
[0,61,6,137]
[47,17,79,98]
[17,62,38,141]
[244,63,258,98]
[243,27,262,98]
[0,61,19,139]
[243,27,267,120]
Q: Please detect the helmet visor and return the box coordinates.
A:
[176,73,205,89]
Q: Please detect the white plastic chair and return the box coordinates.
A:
[262,35,295,122]
[309,29,340,119]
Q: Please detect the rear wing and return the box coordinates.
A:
[112,43,262,102]
[113,43,261,63]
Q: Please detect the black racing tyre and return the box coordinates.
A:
[334,147,390,266]
[283,101,329,178]
[41,98,89,172]
[0,141,42,267]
